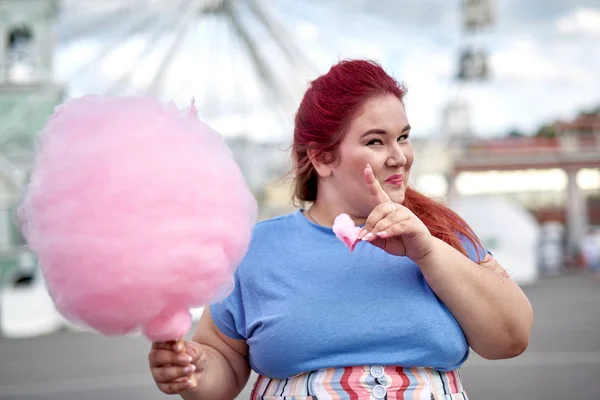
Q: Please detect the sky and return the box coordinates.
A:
[53,0,600,142]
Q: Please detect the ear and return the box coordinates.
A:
[307,148,333,178]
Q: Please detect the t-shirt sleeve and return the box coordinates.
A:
[458,233,490,263]
[209,270,247,340]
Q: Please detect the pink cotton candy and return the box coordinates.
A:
[17,95,258,342]
[332,214,362,252]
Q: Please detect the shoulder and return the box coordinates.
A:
[253,211,298,233]
[456,231,488,263]
[250,211,300,244]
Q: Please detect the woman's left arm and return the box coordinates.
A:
[361,164,533,360]
[416,237,533,360]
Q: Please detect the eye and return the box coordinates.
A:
[366,139,383,146]
[398,134,409,142]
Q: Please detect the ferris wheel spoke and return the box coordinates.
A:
[145,0,203,97]
[58,2,133,43]
[245,0,317,78]
[223,0,294,113]
[105,0,190,95]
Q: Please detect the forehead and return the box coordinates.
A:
[348,95,408,133]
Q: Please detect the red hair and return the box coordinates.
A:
[292,59,482,258]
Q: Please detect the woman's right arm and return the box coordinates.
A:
[149,309,251,400]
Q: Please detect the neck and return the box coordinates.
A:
[307,188,367,227]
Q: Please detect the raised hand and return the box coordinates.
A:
[358,163,433,263]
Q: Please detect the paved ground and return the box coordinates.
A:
[0,271,599,400]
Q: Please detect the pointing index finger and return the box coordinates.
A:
[364,163,390,205]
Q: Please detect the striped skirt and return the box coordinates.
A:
[250,366,468,400]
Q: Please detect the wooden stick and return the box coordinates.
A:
[177,338,197,387]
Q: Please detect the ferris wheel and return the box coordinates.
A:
[0,0,325,289]
[2,0,320,150]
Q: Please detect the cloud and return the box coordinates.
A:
[556,7,600,36]
[488,38,595,84]
[500,0,600,26]
[52,0,600,141]
[491,39,559,81]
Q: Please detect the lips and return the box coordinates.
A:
[385,174,403,185]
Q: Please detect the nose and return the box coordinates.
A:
[385,142,407,168]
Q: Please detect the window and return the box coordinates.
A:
[6,25,36,83]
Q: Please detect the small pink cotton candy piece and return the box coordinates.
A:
[18,95,258,342]
[332,213,362,252]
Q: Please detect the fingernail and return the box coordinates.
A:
[184,365,195,374]
[366,163,372,170]
[362,232,374,240]
[179,355,192,363]
[358,228,367,238]
[187,347,196,358]
[377,231,388,238]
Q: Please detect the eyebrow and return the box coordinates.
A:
[361,125,411,137]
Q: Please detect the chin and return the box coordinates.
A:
[392,195,406,205]
[386,189,407,205]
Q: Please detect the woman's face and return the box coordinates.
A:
[328,94,414,216]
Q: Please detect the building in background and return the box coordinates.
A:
[449,115,600,269]
[0,0,63,285]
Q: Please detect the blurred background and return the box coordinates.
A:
[0,0,599,399]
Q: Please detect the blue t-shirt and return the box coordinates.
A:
[210,210,486,379]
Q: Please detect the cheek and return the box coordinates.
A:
[340,157,369,191]
[343,150,372,174]
[404,147,415,167]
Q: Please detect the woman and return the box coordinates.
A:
[148,59,533,399]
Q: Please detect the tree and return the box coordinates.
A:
[535,123,557,138]
[579,105,600,117]
[507,128,525,138]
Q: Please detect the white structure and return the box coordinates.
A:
[451,195,540,285]
[0,269,65,338]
